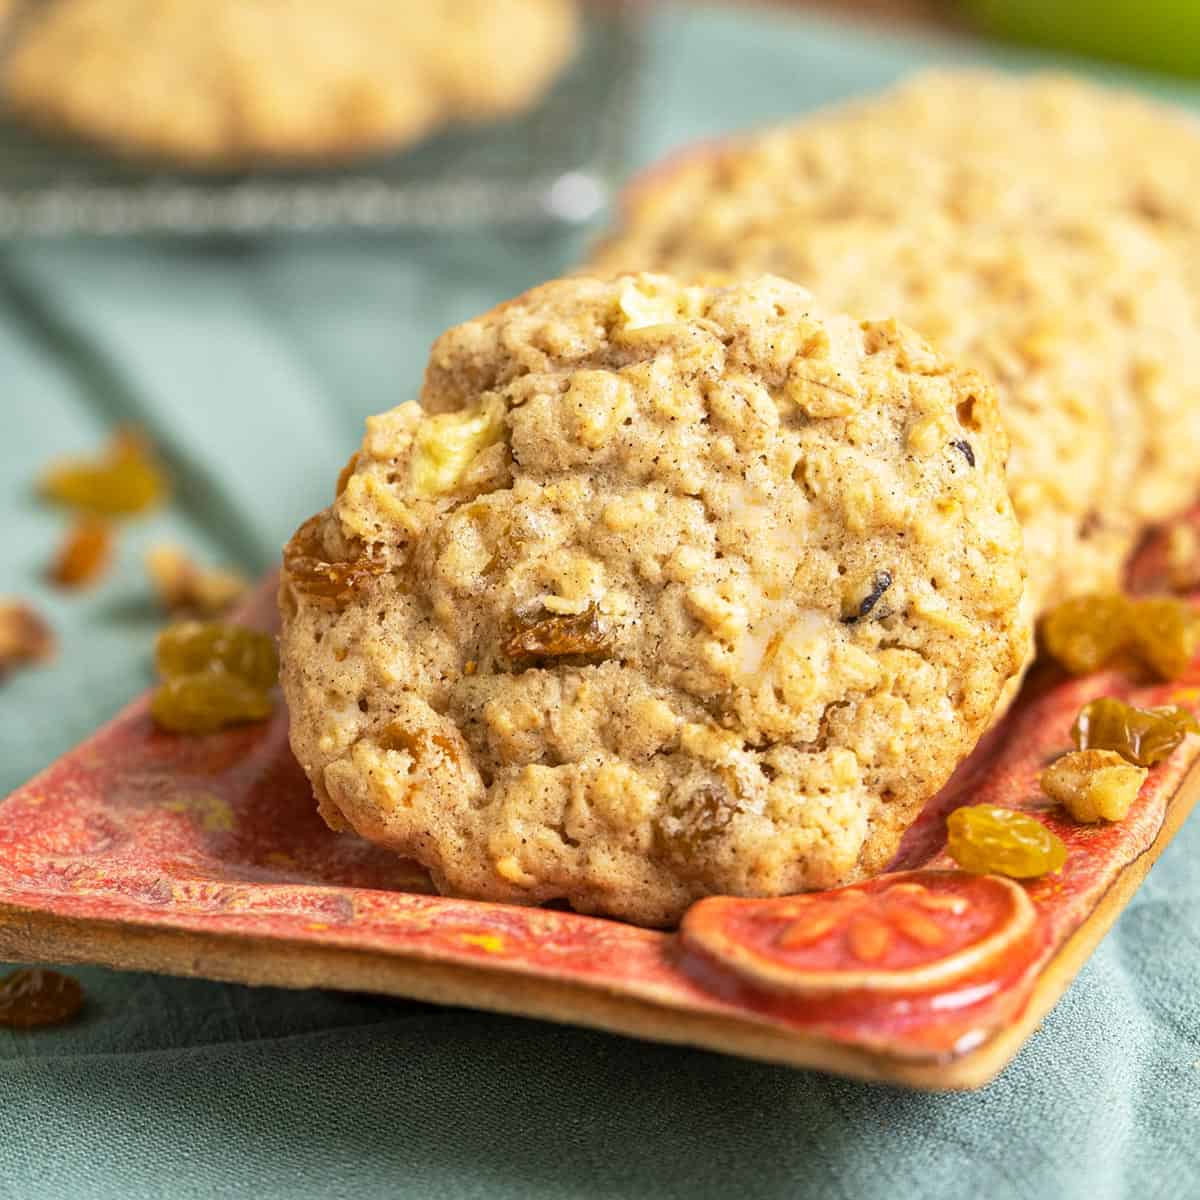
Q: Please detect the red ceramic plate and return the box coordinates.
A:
[2,527,1198,1090]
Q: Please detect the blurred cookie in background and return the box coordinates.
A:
[592,71,1200,628]
[1,0,578,168]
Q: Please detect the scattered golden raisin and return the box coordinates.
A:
[502,603,613,666]
[1040,592,1200,681]
[47,517,112,589]
[946,805,1067,878]
[155,620,278,690]
[1071,697,1200,768]
[1040,593,1133,675]
[150,621,277,735]
[0,968,84,1029]
[145,544,247,616]
[1041,749,1147,824]
[1130,597,1200,681]
[150,671,273,734]
[283,514,386,605]
[0,600,55,678]
[39,428,166,516]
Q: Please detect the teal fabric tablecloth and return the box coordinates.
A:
[3,7,1200,1198]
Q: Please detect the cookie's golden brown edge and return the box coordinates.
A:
[1,754,1194,1091]
[0,0,579,169]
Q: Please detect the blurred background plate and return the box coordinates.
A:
[0,0,642,238]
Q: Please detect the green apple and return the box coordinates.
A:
[966,0,1200,78]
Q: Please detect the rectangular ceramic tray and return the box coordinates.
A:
[0,1,641,236]
[2,517,1197,1091]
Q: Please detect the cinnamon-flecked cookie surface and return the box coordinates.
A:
[279,274,1028,926]
[592,71,1200,618]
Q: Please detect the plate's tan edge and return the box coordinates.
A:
[2,760,1196,1093]
[0,901,928,1087]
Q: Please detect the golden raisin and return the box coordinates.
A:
[39,428,166,516]
[502,603,612,665]
[0,968,84,1029]
[150,671,273,734]
[47,517,112,589]
[1040,593,1133,675]
[155,620,278,690]
[0,600,55,677]
[652,784,735,866]
[1041,749,1147,824]
[283,514,385,605]
[1071,697,1199,767]
[1129,597,1200,681]
[1040,592,1200,681]
[946,805,1067,878]
[378,723,460,766]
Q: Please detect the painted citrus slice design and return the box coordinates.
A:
[680,870,1036,997]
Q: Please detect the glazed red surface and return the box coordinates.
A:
[1,542,1198,1066]
[688,873,1027,977]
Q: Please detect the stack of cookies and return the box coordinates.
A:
[276,72,1200,925]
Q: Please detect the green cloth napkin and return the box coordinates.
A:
[3,7,1200,1197]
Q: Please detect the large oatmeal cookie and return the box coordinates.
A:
[592,71,1200,617]
[279,274,1028,926]
[3,0,577,167]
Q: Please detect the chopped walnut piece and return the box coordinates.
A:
[0,601,55,678]
[146,544,247,616]
[47,517,112,589]
[1041,748,1148,823]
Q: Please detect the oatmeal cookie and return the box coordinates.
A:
[279,274,1028,926]
[3,0,577,167]
[592,71,1200,615]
